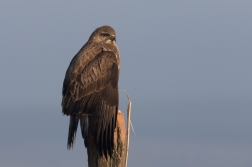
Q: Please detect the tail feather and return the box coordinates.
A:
[67,115,79,149]
[80,115,89,147]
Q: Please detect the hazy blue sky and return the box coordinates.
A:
[1,1,252,166]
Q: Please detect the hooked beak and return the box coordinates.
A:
[110,35,116,42]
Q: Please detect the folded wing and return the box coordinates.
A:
[62,51,119,157]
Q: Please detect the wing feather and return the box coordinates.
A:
[62,51,119,157]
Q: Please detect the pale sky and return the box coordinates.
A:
[1,1,252,166]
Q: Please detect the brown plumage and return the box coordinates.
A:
[61,26,120,158]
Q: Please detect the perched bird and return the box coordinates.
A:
[61,26,120,158]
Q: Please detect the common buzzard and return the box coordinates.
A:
[61,26,120,158]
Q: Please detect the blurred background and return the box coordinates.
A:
[1,1,252,166]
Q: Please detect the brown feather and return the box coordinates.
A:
[62,26,120,158]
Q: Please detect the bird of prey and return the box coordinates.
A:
[61,26,120,158]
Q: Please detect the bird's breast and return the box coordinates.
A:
[102,43,120,70]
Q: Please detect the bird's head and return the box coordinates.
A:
[89,26,116,44]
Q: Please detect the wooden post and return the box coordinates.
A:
[87,110,126,167]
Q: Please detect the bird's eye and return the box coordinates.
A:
[101,33,110,37]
